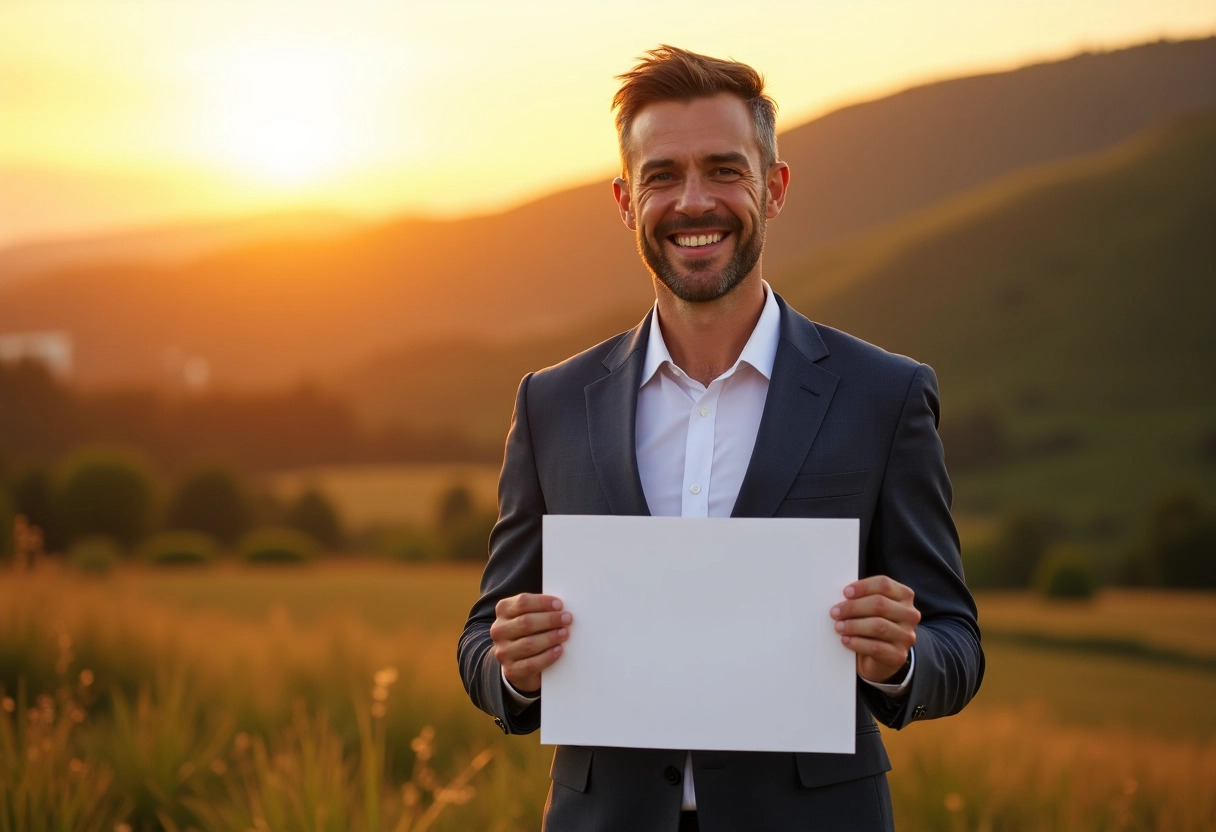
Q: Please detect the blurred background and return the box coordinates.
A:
[1,1,1214,829]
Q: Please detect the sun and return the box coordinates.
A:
[199,35,367,186]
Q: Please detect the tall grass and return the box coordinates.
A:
[1,564,1213,831]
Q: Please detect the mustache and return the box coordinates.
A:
[653,214,740,237]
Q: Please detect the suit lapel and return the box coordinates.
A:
[732,297,840,518]
[585,316,652,516]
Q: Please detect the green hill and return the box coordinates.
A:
[346,111,1216,542]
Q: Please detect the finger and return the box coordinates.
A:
[502,643,564,691]
[495,593,564,621]
[843,576,914,602]
[835,615,918,648]
[831,595,921,627]
[493,623,570,664]
[840,633,910,668]
[490,609,573,644]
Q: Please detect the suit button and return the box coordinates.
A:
[493,717,508,734]
[664,765,682,785]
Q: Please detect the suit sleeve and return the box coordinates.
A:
[457,373,545,734]
[861,363,984,729]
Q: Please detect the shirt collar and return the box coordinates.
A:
[640,281,781,388]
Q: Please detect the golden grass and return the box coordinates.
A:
[978,590,1216,660]
[2,564,1214,831]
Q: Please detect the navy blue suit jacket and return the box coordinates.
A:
[458,294,984,831]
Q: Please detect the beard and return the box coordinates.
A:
[638,213,765,303]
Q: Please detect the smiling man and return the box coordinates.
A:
[458,46,983,832]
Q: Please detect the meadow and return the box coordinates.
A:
[2,561,1214,832]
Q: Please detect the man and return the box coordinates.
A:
[458,46,983,832]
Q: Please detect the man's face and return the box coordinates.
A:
[614,93,788,303]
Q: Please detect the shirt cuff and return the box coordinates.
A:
[501,666,541,711]
[860,647,915,697]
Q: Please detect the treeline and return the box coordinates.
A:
[964,492,1216,597]
[0,359,499,471]
[0,446,497,569]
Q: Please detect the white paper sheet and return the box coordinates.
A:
[541,515,858,753]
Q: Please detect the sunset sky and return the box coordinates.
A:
[1,0,1213,246]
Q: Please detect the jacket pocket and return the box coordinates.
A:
[794,725,891,788]
[784,470,868,501]
[550,745,593,792]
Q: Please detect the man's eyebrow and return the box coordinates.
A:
[638,158,675,178]
[705,152,750,167]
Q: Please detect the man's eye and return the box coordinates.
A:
[714,167,740,177]
[646,172,673,183]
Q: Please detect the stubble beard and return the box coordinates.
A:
[638,214,765,304]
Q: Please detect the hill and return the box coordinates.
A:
[1,37,1213,387]
[341,110,1216,534]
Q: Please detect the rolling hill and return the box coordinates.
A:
[1,37,1213,388]
[338,109,1216,533]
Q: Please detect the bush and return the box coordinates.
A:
[140,530,218,567]
[238,526,318,565]
[57,447,157,550]
[1033,544,1097,600]
[284,488,344,551]
[963,512,1061,589]
[68,535,121,575]
[165,465,252,546]
[0,487,13,563]
[1146,493,1216,589]
[442,509,498,562]
[377,525,441,563]
[939,408,1009,470]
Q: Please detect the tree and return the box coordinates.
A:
[1147,493,1216,589]
[57,447,157,550]
[166,465,252,546]
[284,488,344,551]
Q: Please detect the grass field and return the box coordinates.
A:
[2,563,1214,831]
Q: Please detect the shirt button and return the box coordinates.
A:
[671,367,683,377]
[664,765,682,785]
[699,408,708,417]
[689,484,701,494]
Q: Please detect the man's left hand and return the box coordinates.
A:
[830,575,921,684]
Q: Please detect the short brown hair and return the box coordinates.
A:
[612,45,779,176]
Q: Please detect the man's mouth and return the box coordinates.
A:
[671,231,726,248]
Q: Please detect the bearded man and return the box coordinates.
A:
[458,45,984,832]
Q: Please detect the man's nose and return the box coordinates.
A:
[675,175,715,216]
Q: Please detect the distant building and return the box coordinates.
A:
[0,330,73,377]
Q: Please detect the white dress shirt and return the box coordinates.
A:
[504,281,912,810]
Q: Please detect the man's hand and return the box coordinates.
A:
[490,593,572,695]
[830,576,920,684]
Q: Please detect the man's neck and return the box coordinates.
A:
[653,274,767,386]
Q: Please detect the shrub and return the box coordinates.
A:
[1033,544,1097,600]
[57,447,157,549]
[963,512,1061,589]
[284,487,344,551]
[443,509,497,562]
[140,530,219,567]
[939,408,1009,470]
[239,526,318,565]
[68,535,121,575]
[377,525,441,563]
[1145,493,1216,589]
[165,465,252,546]
[10,467,63,552]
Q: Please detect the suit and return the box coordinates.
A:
[458,293,984,831]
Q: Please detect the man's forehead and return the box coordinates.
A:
[624,94,760,171]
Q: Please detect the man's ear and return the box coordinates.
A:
[612,177,636,230]
[765,162,790,219]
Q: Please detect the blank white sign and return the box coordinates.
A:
[541,515,858,753]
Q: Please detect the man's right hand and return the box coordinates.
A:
[490,593,571,695]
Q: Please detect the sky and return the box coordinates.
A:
[1,0,1213,246]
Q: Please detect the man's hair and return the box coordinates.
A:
[612,45,778,177]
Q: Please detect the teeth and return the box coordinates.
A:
[675,232,723,247]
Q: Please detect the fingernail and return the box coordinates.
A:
[835,621,845,632]
[552,599,562,610]
[561,613,572,624]
[844,586,856,598]
[557,628,568,638]
[830,606,841,618]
